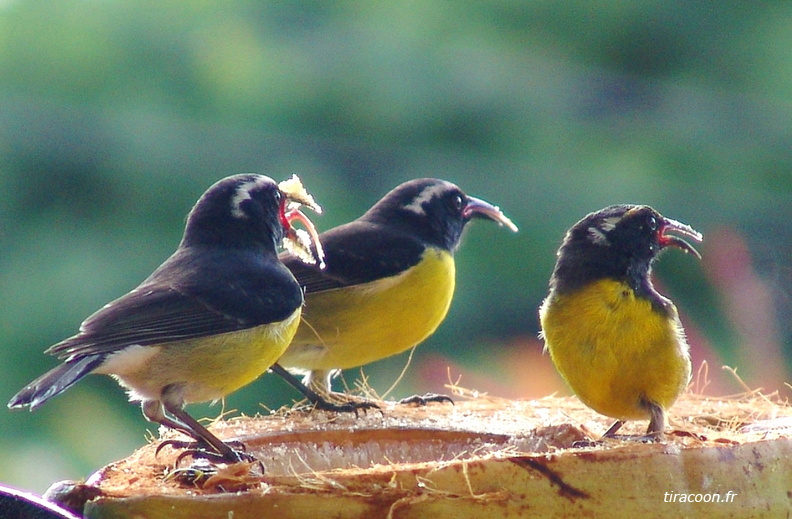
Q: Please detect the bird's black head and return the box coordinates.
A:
[551,204,702,294]
[361,178,518,252]
[181,174,290,251]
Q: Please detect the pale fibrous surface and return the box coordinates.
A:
[50,390,792,519]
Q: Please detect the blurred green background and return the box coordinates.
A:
[1,1,790,494]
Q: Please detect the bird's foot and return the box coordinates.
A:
[398,393,454,406]
[311,397,381,416]
[627,432,664,443]
[571,439,602,448]
[571,432,662,449]
[156,438,256,465]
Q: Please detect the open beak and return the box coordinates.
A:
[659,217,703,259]
[463,196,519,233]
[278,175,326,269]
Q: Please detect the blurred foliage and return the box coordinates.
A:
[1,0,790,494]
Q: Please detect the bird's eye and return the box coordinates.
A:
[451,194,464,211]
[647,215,657,231]
[274,190,283,204]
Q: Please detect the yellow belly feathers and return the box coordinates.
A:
[540,279,691,421]
[281,249,455,371]
[108,308,302,404]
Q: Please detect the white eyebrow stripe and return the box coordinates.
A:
[599,216,621,232]
[403,183,448,215]
[588,226,608,244]
[231,177,270,218]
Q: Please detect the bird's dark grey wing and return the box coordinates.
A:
[280,220,426,294]
[47,249,302,359]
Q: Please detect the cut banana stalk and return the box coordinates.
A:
[47,392,792,518]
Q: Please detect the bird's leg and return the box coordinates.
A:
[588,400,665,444]
[164,404,255,464]
[142,400,194,439]
[302,367,453,407]
[587,401,664,445]
[602,420,624,438]
[144,392,254,464]
[570,419,624,448]
[644,400,666,439]
[270,364,380,414]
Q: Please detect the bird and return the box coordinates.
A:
[271,178,518,411]
[539,204,703,439]
[8,174,323,463]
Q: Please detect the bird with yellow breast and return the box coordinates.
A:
[539,204,702,438]
[9,174,323,462]
[273,178,518,411]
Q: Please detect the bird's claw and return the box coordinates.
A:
[156,439,255,465]
[313,398,381,416]
[571,433,662,449]
[398,393,454,406]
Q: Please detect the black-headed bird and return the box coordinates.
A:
[539,205,702,438]
[8,174,323,462]
[272,178,518,410]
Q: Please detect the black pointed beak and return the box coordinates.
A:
[463,196,518,232]
[659,217,703,259]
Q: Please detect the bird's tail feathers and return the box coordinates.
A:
[7,356,104,411]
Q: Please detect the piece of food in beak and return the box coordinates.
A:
[279,175,326,269]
